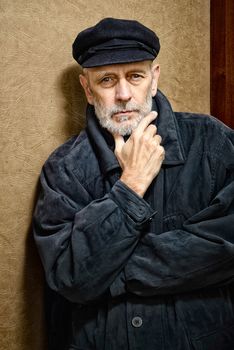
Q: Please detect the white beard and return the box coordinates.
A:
[93,88,153,136]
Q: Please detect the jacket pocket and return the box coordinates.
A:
[191,323,234,350]
[175,284,234,348]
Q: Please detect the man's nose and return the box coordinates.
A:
[115,79,132,102]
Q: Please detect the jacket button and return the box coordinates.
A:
[132,316,143,328]
[138,207,145,214]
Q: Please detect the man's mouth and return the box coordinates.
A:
[112,110,137,122]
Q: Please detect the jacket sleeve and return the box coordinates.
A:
[110,130,234,297]
[33,155,154,304]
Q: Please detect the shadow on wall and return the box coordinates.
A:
[22,181,48,349]
[22,64,88,349]
[59,64,87,138]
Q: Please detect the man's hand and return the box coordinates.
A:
[112,111,165,197]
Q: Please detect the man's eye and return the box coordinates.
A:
[101,77,112,83]
[131,74,143,81]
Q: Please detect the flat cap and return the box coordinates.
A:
[72,18,160,67]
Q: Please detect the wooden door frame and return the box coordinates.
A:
[210,0,234,128]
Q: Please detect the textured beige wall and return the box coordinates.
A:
[0,1,210,349]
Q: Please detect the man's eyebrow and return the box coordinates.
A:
[127,68,148,74]
[93,68,148,78]
[94,71,116,78]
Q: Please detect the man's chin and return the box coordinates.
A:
[104,119,142,136]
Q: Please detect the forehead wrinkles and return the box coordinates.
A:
[85,61,153,78]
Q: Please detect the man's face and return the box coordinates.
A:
[79,60,160,135]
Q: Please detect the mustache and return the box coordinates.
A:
[107,102,140,115]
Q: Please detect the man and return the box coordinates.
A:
[33,18,234,350]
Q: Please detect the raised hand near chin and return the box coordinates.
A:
[111,111,165,197]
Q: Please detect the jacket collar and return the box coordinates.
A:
[155,90,185,165]
[86,90,185,176]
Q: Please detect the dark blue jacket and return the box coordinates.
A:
[33,91,234,350]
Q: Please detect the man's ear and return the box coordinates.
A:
[79,73,94,105]
[151,63,160,97]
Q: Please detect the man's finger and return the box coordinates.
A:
[133,111,158,134]
[112,133,125,154]
[153,134,162,144]
[145,124,157,138]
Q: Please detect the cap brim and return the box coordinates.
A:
[81,49,155,68]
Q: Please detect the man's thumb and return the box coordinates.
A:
[112,133,125,154]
